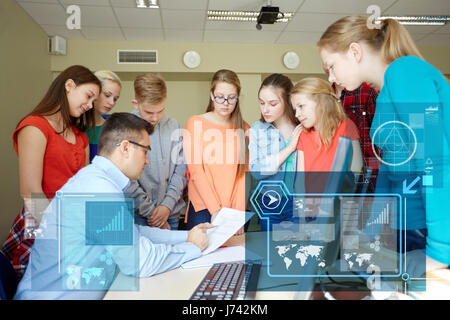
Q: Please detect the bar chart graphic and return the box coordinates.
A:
[367,203,390,226]
[85,201,133,246]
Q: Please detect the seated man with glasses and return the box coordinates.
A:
[14,113,213,300]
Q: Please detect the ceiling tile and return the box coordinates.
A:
[58,5,119,28]
[122,28,164,41]
[205,20,287,31]
[403,24,444,35]
[434,23,450,34]
[299,0,396,14]
[285,13,348,32]
[16,0,59,3]
[59,0,110,6]
[162,9,205,30]
[113,7,162,28]
[17,2,66,25]
[276,31,322,43]
[204,29,280,43]
[164,29,203,42]
[109,0,137,8]
[160,0,208,10]
[40,24,85,40]
[208,0,304,12]
[81,27,125,41]
[384,0,450,15]
[416,33,450,46]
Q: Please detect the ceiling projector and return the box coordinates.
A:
[256,6,280,30]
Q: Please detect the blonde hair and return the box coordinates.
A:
[291,77,346,148]
[317,15,424,64]
[94,70,122,87]
[134,73,167,104]
[206,69,247,176]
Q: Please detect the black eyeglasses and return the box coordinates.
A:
[213,95,239,105]
[115,140,151,152]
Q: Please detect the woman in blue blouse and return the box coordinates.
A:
[249,74,302,230]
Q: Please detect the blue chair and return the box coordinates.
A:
[0,251,18,300]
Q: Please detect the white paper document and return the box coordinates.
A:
[201,208,252,256]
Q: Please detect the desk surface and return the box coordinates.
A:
[104,233,450,300]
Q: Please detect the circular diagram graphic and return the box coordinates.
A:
[371,121,417,167]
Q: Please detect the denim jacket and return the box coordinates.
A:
[248,120,297,180]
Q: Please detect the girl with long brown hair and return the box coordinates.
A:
[2,65,100,278]
[183,69,249,233]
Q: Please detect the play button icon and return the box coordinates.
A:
[262,190,282,209]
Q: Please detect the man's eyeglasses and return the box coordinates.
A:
[115,140,151,153]
[213,95,239,105]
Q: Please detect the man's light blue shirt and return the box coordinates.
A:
[14,156,201,300]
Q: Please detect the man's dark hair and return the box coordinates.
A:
[98,113,154,156]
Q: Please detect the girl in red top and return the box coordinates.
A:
[2,65,101,278]
[290,78,363,198]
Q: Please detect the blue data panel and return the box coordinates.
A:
[85,200,134,246]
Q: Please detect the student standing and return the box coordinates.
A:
[183,69,249,233]
[248,74,301,230]
[318,15,450,274]
[126,73,186,230]
[291,77,363,175]
[1,65,100,278]
[85,70,122,162]
[249,74,301,182]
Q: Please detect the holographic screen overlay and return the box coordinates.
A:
[371,105,445,189]
[245,172,426,292]
[31,193,139,292]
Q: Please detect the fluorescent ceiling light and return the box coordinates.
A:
[377,15,449,26]
[136,0,159,9]
[207,10,294,23]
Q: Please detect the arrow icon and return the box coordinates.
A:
[403,177,421,194]
[267,194,278,206]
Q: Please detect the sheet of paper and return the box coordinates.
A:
[202,208,252,256]
[181,246,261,269]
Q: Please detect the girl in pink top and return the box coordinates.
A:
[183,70,249,233]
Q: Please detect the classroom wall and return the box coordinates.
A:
[0,0,52,242]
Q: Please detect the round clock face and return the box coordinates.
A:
[283,51,300,69]
[183,51,201,69]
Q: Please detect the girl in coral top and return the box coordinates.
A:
[183,70,249,233]
[2,65,100,278]
[291,77,363,175]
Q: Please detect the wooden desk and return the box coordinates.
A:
[104,233,450,300]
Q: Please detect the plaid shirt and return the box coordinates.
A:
[1,207,35,279]
[338,83,381,172]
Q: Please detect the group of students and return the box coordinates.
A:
[2,15,449,299]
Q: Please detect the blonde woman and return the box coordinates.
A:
[291,77,363,174]
[318,16,450,277]
[183,69,249,232]
[85,70,122,162]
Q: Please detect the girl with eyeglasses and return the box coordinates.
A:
[183,69,249,234]
[2,65,100,279]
